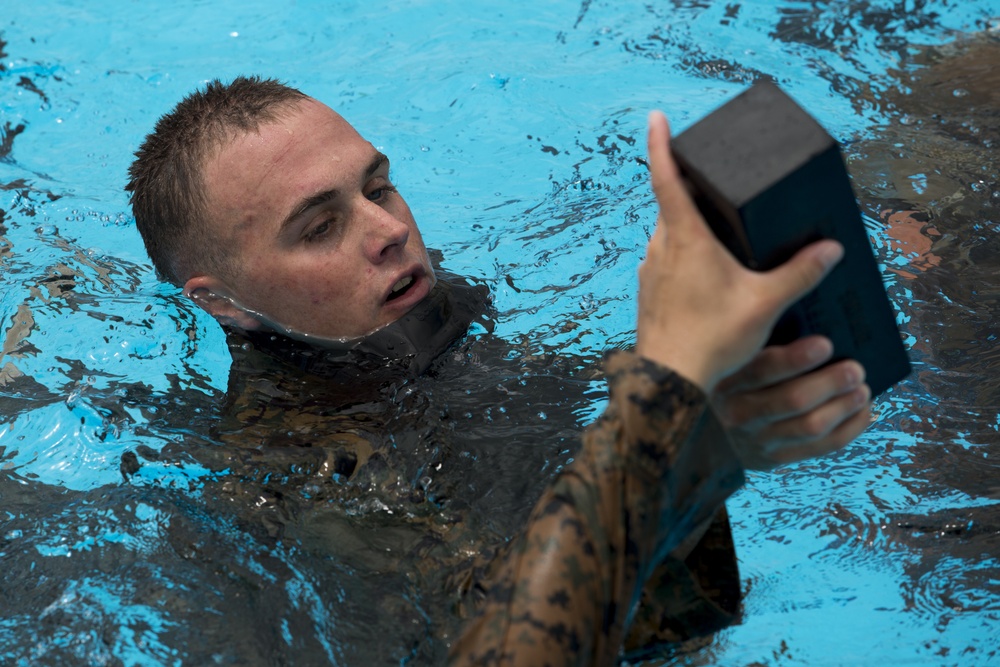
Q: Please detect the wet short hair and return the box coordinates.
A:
[126,75,308,286]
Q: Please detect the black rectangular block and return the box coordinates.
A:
[671,80,910,397]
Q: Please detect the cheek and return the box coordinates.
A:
[250,264,337,308]
[298,262,370,310]
[305,274,349,307]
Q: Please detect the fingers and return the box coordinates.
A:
[763,239,844,315]
[646,111,705,240]
[648,109,845,318]
[643,108,869,474]
[646,111,677,184]
[714,355,872,471]
[733,390,872,471]
[716,336,834,394]
[756,381,870,445]
[763,398,873,467]
[718,358,866,428]
[640,111,845,394]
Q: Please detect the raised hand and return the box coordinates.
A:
[635,111,845,394]
[712,335,872,470]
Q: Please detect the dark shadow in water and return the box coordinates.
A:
[842,33,1000,653]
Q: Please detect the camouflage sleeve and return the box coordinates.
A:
[449,351,745,666]
[622,506,742,660]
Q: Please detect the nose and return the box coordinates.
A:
[361,200,410,264]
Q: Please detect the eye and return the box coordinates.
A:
[304,218,334,243]
[366,183,397,202]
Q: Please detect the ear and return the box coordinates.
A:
[183,275,262,331]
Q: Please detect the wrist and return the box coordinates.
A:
[634,339,716,392]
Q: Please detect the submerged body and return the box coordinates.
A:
[208,273,743,662]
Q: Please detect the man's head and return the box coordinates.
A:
[127,76,435,340]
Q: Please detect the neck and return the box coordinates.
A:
[225,271,493,401]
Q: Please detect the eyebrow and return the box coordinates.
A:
[280,152,390,233]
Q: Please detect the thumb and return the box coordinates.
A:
[763,239,844,311]
[646,111,706,239]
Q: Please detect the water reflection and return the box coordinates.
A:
[842,33,1000,659]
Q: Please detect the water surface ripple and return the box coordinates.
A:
[1,2,999,665]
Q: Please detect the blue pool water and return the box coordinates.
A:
[2,1,999,664]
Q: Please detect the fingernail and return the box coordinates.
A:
[818,241,845,270]
[853,384,871,406]
[806,338,833,363]
[846,362,866,386]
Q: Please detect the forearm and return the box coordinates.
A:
[449,352,744,666]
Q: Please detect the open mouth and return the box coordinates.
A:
[386,275,415,302]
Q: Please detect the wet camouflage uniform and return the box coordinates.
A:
[210,275,743,663]
[450,352,744,665]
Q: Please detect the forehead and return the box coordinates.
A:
[200,99,376,232]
